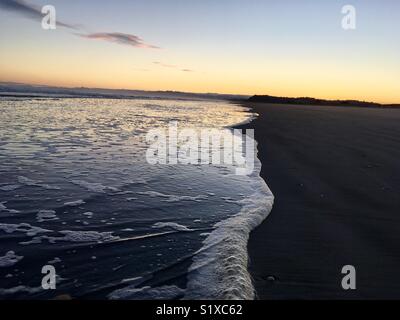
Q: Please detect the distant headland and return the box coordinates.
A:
[248,95,400,108]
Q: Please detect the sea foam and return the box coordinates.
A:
[0,251,23,268]
[0,202,19,214]
[21,230,119,245]
[184,147,274,300]
[17,176,60,190]
[0,223,51,236]
[109,285,184,300]
[137,191,208,203]
[152,222,193,232]
[71,180,119,193]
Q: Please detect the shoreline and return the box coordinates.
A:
[237,102,400,299]
[184,107,275,300]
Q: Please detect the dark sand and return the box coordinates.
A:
[239,103,400,299]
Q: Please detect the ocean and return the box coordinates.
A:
[0,96,273,300]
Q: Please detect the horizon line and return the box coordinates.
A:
[1,80,399,106]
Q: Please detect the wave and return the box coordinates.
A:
[184,150,274,299]
[109,153,273,300]
[226,105,258,128]
[181,106,274,299]
[107,103,273,300]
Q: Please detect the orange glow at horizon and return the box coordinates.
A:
[1,60,399,105]
[1,31,399,105]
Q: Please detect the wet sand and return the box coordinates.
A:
[239,102,400,299]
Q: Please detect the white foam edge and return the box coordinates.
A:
[223,103,258,128]
[184,142,274,300]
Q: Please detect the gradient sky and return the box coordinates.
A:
[0,0,399,103]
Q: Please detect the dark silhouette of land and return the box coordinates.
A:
[249,95,400,108]
[0,81,248,101]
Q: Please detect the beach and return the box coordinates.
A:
[239,102,400,299]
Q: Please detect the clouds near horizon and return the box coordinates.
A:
[80,32,159,49]
[153,61,193,72]
[0,0,159,50]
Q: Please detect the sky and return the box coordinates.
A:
[0,0,399,103]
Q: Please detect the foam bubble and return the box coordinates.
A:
[64,200,85,207]
[0,251,23,267]
[137,191,208,203]
[109,285,184,300]
[71,180,119,193]
[82,212,94,218]
[0,285,43,296]
[22,230,119,245]
[152,222,193,232]
[0,202,19,214]
[17,176,60,190]
[0,223,51,236]
[0,185,21,191]
[36,210,58,222]
[48,257,61,264]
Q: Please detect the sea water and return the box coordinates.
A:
[0,97,273,299]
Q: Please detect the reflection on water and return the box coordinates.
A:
[0,97,268,299]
